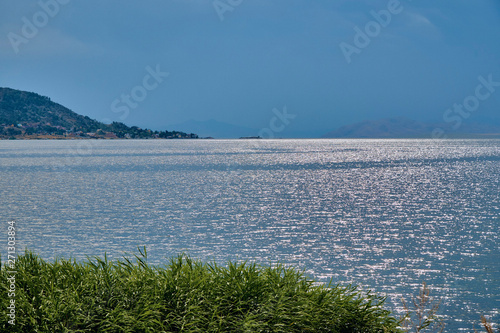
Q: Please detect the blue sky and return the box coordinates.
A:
[1,0,499,137]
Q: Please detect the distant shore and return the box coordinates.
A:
[0,134,199,140]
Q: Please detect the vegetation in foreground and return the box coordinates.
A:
[1,248,401,332]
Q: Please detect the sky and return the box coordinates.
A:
[1,0,500,137]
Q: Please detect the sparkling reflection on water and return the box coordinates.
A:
[1,139,499,331]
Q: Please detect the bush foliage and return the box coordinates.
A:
[1,249,402,332]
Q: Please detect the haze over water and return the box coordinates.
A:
[1,139,499,331]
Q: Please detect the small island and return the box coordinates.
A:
[239,136,261,139]
[0,88,198,140]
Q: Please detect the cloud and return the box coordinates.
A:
[406,12,437,30]
[398,10,443,42]
[1,27,103,58]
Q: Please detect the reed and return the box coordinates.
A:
[400,282,498,333]
[1,248,402,332]
[400,282,444,333]
[474,316,496,333]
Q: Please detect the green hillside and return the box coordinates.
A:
[0,88,197,139]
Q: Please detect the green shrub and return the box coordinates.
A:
[1,249,401,332]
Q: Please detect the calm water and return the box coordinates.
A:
[1,139,499,331]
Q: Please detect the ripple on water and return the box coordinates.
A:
[0,139,499,331]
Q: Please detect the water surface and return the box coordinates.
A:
[0,139,499,331]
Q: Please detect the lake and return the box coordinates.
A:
[1,139,499,331]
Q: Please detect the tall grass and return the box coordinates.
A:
[399,282,444,332]
[1,248,402,332]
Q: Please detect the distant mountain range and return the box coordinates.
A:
[166,119,322,139]
[322,117,500,139]
[167,119,258,139]
[173,117,500,139]
[0,87,196,139]
[2,87,499,140]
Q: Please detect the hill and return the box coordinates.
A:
[0,87,197,139]
[322,117,500,139]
